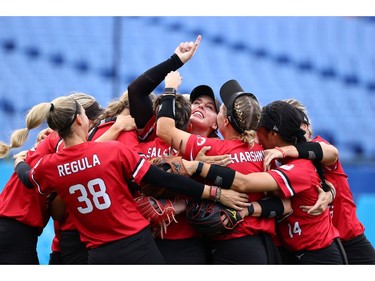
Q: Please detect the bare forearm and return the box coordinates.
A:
[198,162,279,193]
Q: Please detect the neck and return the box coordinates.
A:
[63,134,86,148]
[221,126,239,140]
[190,127,211,137]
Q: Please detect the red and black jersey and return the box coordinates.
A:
[137,115,157,143]
[89,120,141,151]
[185,134,276,240]
[138,137,177,159]
[313,136,364,241]
[268,158,340,251]
[30,141,151,248]
[0,132,63,234]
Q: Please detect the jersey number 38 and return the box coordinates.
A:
[69,178,111,214]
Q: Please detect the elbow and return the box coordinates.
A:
[155,123,165,139]
[332,147,339,163]
[232,178,247,193]
[282,198,293,215]
[325,146,339,166]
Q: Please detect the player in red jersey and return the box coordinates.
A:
[89,91,209,264]
[13,96,248,264]
[126,35,232,264]
[90,86,231,264]
[35,93,135,265]
[264,99,375,264]
[0,92,132,264]
[139,94,213,264]
[157,72,292,264]
[185,100,347,264]
[0,148,51,264]
[0,92,101,264]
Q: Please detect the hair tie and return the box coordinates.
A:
[50,103,55,112]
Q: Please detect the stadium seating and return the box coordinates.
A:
[1,17,374,159]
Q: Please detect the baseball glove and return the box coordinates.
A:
[140,155,189,199]
[134,195,177,239]
[186,199,244,236]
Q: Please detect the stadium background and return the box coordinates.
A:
[0,16,374,264]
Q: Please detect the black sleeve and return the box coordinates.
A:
[128,53,184,128]
[141,165,204,198]
[15,161,34,189]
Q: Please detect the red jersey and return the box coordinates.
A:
[137,114,157,142]
[0,133,63,234]
[268,158,340,251]
[137,137,197,240]
[313,136,365,241]
[31,131,78,243]
[89,121,141,152]
[30,141,151,248]
[184,134,276,240]
[138,137,177,159]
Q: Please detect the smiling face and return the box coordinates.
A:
[189,95,218,136]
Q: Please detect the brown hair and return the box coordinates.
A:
[93,90,130,127]
[154,94,192,131]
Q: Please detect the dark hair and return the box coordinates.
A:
[258,100,306,144]
[154,94,192,131]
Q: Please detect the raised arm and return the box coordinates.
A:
[128,35,201,129]
[156,71,192,155]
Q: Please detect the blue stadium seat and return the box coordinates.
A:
[356,193,375,246]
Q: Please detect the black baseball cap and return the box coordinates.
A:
[190,85,221,113]
[258,100,306,143]
[219,79,258,133]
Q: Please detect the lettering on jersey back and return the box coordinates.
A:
[57,154,101,176]
[230,150,264,163]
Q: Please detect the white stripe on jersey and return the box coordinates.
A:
[30,157,48,195]
[272,169,295,197]
[133,158,146,178]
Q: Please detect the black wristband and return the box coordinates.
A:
[164,87,177,95]
[206,164,235,189]
[193,162,204,177]
[156,95,176,120]
[247,204,255,216]
[294,142,323,162]
[258,197,284,218]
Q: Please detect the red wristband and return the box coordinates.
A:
[209,186,217,200]
[275,146,286,158]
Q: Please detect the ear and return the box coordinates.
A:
[211,123,218,130]
[223,117,230,128]
[75,114,83,125]
[187,122,193,133]
[301,123,308,131]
